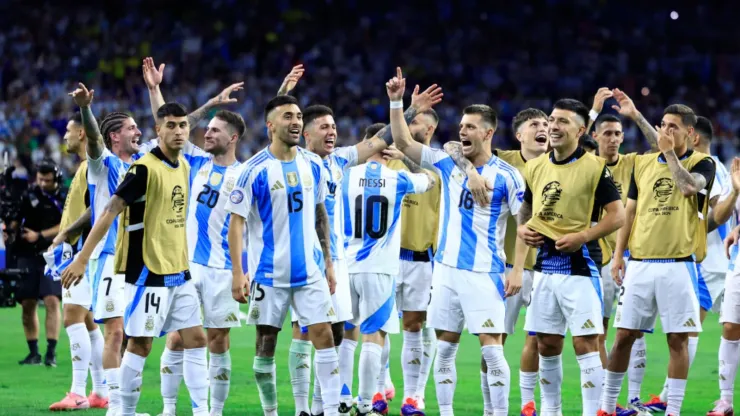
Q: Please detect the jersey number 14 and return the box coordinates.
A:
[354,195,389,239]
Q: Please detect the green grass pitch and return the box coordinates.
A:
[0,306,729,415]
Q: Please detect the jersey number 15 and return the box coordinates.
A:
[354,195,389,239]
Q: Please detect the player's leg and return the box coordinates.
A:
[160,332,184,416]
[707,268,740,415]
[120,336,154,416]
[523,272,567,415]
[398,259,429,409]
[312,321,346,415]
[416,325,436,405]
[41,273,62,367]
[600,261,618,367]
[288,320,312,415]
[17,257,42,365]
[377,335,392,403]
[86,312,108,407]
[501,266,528,413]
[340,323,359,412]
[626,331,649,409]
[519,333,539,413]
[426,263,465,416]
[600,261,659,414]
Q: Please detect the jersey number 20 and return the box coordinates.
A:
[354,195,389,239]
[197,185,220,208]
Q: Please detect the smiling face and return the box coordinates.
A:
[110,117,142,155]
[203,117,235,155]
[516,117,549,154]
[304,114,337,157]
[548,108,584,151]
[458,113,494,159]
[267,103,303,147]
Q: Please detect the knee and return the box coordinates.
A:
[666,333,689,353]
[536,336,562,356]
[166,332,185,351]
[572,335,599,356]
[612,329,639,349]
[127,337,152,357]
[723,323,740,340]
[105,325,125,347]
[207,330,230,353]
[256,329,279,357]
[44,296,60,311]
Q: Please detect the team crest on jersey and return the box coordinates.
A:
[145,316,155,332]
[106,300,115,313]
[198,169,208,178]
[302,173,313,191]
[287,172,299,187]
[451,171,465,185]
[224,177,235,193]
[250,305,260,320]
[209,172,223,186]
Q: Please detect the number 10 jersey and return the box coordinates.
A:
[343,161,430,275]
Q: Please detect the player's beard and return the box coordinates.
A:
[412,130,426,144]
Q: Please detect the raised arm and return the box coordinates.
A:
[586,87,614,133]
[277,64,305,96]
[611,88,659,151]
[69,83,104,160]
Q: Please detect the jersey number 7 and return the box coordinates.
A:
[354,195,389,239]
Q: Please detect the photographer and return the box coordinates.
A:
[9,160,65,367]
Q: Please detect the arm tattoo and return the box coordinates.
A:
[80,106,104,159]
[425,172,437,191]
[103,195,127,216]
[315,203,331,261]
[379,106,421,145]
[634,113,659,150]
[517,201,533,225]
[443,141,476,174]
[403,156,423,173]
[64,207,92,236]
[665,150,704,194]
[187,103,211,132]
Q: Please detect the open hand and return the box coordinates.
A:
[61,258,86,289]
[410,84,444,113]
[278,64,305,95]
[142,57,165,89]
[592,87,613,114]
[611,88,639,119]
[210,82,244,106]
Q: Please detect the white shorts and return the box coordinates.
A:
[396,260,433,312]
[504,268,534,335]
[190,263,241,329]
[90,254,125,323]
[614,260,702,334]
[721,268,740,324]
[248,270,335,329]
[63,264,93,309]
[123,280,202,337]
[427,262,506,335]
[349,273,399,335]
[601,261,620,319]
[524,272,604,337]
[291,258,353,326]
[699,265,725,314]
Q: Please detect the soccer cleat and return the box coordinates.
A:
[87,392,109,409]
[414,395,425,411]
[627,398,653,415]
[300,412,311,416]
[616,403,637,416]
[339,403,356,415]
[706,399,734,415]
[597,411,617,416]
[18,352,42,365]
[521,400,538,416]
[372,392,389,415]
[644,394,667,413]
[49,392,90,411]
[400,397,425,416]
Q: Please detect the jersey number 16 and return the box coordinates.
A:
[354,195,389,239]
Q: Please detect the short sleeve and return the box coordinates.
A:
[627,168,638,200]
[398,171,430,195]
[87,148,114,183]
[689,158,716,190]
[114,164,149,205]
[181,141,213,171]
[333,146,359,171]
[505,168,526,216]
[420,146,452,172]
[594,166,622,207]
[225,165,258,219]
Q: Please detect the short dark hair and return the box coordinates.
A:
[264,95,299,122]
[595,114,622,130]
[156,102,188,119]
[214,110,246,139]
[70,112,83,125]
[363,123,386,140]
[100,112,132,149]
[580,134,598,151]
[419,109,439,125]
[462,104,498,130]
[663,104,697,128]
[694,116,713,143]
[553,98,589,126]
[512,108,548,132]
[302,105,334,131]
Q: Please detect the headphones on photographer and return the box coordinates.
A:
[36,159,63,184]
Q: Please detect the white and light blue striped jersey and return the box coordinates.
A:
[421,147,525,273]
[343,161,431,275]
[87,148,144,259]
[43,242,74,281]
[324,146,359,260]
[703,156,736,274]
[225,147,330,288]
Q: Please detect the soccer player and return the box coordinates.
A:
[599,104,716,416]
[47,112,108,410]
[62,102,210,416]
[516,99,625,416]
[343,116,436,416]
[389,67,525,416]
[225,95,340,416]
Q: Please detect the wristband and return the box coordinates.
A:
[589,109,599,121]
[390,100,403,109]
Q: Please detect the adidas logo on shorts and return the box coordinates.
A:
[225,313,238,323]
[581,319,596,329]
[683,318,697,328]
[482,319,495,328]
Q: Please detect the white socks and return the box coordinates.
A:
[253,356,278,414]
[482,345,510,416]
[311,355,324,415]
[120,352,145,416]
[160,348,183,414]
[402,330,423,399]
[538,354,563,414]
[417,327,436,398]
[66,323,91,397]
[519,371,538,407]
[314,347,340,416]
[577,352,603,415]
[377,337,391,396]
[719,337,740,404]
[358,343,383,413]
[600,370,626,413]
[88,327,107,397]
[627,337,647,402]
[481,371,493,413]
[665,378,687,415]
[288,339,312,414]
[209,351,231,414]
[434,340,459,416]
[339,339,357,406]
[104,367,121,412]
[183,347,209,415]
